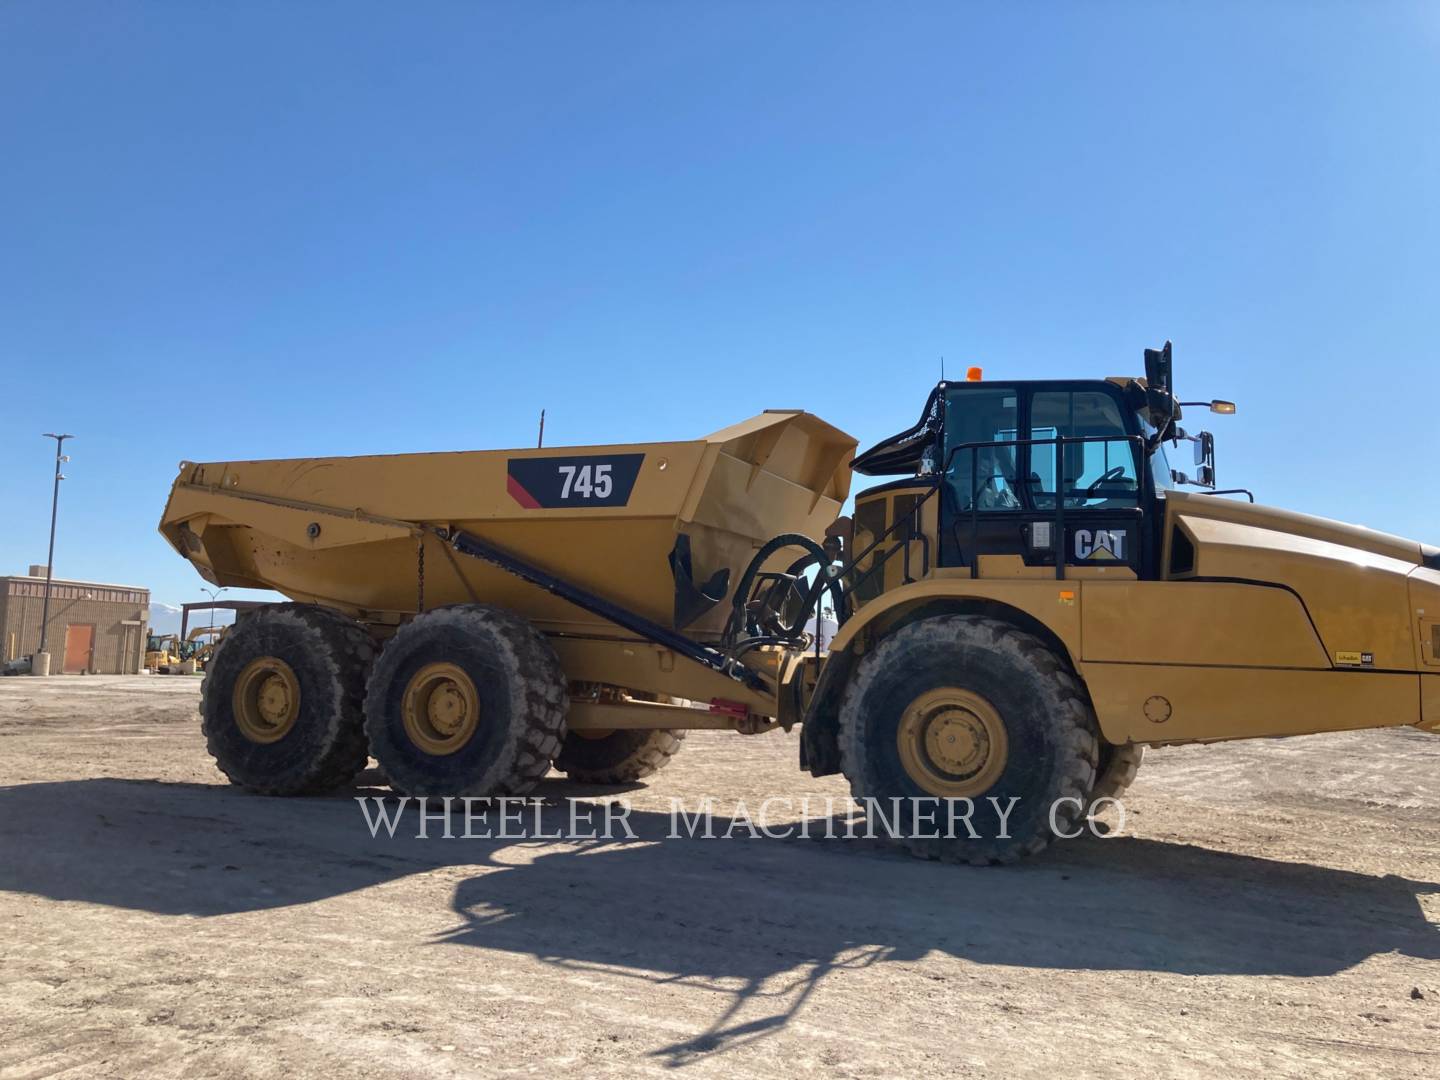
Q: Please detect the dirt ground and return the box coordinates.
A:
[2,676,1438,1079]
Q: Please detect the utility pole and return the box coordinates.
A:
[201,585,227,646]
[37,434,73,664]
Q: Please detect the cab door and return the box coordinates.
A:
[1025,388,1145,576]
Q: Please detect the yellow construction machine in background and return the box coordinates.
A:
[144,634,187,674]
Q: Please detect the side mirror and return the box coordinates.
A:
[1209,400,1236,414]
[1193,431,1216,487]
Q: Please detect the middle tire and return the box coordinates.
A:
[1091,742,1144,804]
[364,605,568,797]
[555,728,686,785]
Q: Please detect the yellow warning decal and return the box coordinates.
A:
[1334,650,1374,666]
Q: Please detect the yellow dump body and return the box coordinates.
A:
[159,411,855,644]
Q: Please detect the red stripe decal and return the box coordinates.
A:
[507,474,542,509]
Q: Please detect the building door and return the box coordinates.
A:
[63,624,95,674]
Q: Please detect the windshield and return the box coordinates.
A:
[1028,390,1139,509]
[942,384,1144,511]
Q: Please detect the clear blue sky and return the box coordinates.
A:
[2,2,1437,612]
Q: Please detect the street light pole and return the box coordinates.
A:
[37,434,73,660]
[201,585,227,644]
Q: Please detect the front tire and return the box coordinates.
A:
[364,605,567,797]
[200,604,373,794]
[838,615,1098,865]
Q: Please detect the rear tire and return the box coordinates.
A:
[838,615,1098,865]
[364,605,567,797]
[556,728,686,785]
[200,604,373,795]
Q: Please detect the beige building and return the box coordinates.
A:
[0,567,149,674]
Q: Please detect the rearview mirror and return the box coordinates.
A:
[1193,431,1216,487]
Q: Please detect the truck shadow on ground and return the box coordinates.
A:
[3,776,1438,1064]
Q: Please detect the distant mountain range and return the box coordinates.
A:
[146,602,233,637]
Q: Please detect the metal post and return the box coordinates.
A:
[1054,438,1066,580]
[969,446,980,580]
[201,586,227,649]
[37,434,73,659]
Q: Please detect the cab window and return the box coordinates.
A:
[944,388,1020,511]
[1028,390,1138,508]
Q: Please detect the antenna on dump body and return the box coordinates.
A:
[537,409,545,449]
[940,356,945,381]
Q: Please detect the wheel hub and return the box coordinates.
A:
[428,683,468,735]
[233,657,302,744]
[402,662,481,756]
[896,687,1009,798]
[257,674,292,725]
[924,711,988,773]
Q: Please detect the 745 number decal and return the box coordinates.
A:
[558,462,612,499]
[506,453,644,509]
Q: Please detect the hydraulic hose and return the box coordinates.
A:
[722,533,849,649]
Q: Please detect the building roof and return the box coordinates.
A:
[2,574,150,593]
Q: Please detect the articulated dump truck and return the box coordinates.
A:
[160,345,1440,864]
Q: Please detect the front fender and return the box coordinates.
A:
[826,578,1085,663]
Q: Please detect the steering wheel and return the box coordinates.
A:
[1083,466,1127,498]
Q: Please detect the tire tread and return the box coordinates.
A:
[556,728,686,784]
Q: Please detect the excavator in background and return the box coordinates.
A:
[186,625,228,670]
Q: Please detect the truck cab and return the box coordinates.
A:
[848,373,1179,591]
[802,343,1440,799]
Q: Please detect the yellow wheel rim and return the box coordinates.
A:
[895,687,1009,798]
[402,662,481,756]
[233,657,302,744]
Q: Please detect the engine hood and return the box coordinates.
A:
[1165,490,1438,569]
[1167,489,1440,674]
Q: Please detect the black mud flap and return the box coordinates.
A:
[669,534,730,630]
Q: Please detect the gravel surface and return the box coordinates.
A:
[3,676,1439,1078]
